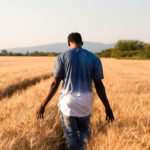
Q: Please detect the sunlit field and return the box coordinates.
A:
[0,57,55,89]
[0,57,149,150]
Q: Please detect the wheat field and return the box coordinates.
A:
[0,57,149,150]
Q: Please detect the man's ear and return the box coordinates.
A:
[81,41,83,46]
[68,42,70,46]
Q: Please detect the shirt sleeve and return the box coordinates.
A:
[93,58,104,79]
[53,56,64,78]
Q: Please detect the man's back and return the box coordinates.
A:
[53,48,104,117]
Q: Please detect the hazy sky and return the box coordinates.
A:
[0,0,150,49]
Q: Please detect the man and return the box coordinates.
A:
[36,32,114,150]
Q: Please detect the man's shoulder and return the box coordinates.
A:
[82,48,100,60]
[56,49,72,63]
[57,48,100,61]
[58,49,72,57]
[58,48,80,59]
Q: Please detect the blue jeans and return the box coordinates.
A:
[60,111,90,150]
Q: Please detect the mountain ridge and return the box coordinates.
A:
[5,42,115,53]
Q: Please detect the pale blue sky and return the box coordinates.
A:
[0,0,150,49]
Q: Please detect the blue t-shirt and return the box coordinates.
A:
[53,48,104,117]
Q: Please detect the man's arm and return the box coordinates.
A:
[36,77,61,119]
[93,78,114,122]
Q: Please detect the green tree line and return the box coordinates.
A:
[96,40,150,59]
[0,50,60,56]
[1,40,150,59]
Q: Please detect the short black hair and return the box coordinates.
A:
[68,32,83,46]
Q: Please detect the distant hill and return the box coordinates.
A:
[6,42,115,53]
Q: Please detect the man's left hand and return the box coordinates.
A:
[105,107,115,122]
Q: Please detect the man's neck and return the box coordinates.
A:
[69,46,82,49]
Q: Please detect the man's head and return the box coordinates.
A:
[68,32,83,49]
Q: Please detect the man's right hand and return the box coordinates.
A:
[36,77,61,119]
[105,107,114,122]
[36,104,45,119]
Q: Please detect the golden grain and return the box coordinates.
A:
[0,57,149,150]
